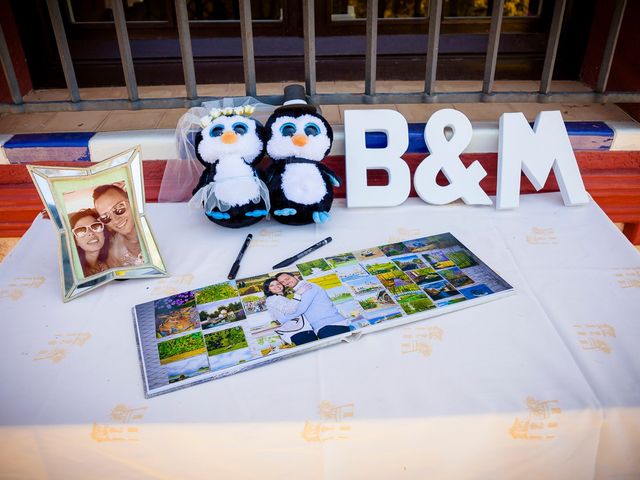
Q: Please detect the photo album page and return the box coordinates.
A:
[133,233,514,397]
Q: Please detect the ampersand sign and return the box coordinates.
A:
[414,109,492,205]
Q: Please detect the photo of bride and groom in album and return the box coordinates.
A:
[134,232,513,397]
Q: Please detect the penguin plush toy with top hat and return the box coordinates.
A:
[264,85,341,226]
[191,105,270,229]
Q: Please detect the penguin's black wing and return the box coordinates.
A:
[263,160,286,185]
[263,162,276,184]
[192,163,218,196]
[316,163,342,187]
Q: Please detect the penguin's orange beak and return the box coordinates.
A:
[221,131,238,144]
[292,134,308,147]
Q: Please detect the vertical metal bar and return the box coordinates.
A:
[424,0,443,95]
[482,0,504,94]
[238,0,257,97]
[302,0,316,96]
[175,0,197,99]
[539,0,567,95]
[596,0,627,93]
[0,22,23,104]
[45,0,80,102]
[112,0,139,101]
[364,0,378,96]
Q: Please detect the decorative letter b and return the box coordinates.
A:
[344,109,411,207]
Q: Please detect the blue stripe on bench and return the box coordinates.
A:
[364,121,614,153]
[0,121,617,164]
[564,121,614,150]
[3,132,95,163]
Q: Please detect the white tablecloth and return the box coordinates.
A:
[0,193,639,479]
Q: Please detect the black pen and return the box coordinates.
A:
[272,237,332,269]
[228,234,253,280]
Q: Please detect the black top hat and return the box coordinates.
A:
[274,84,317,114]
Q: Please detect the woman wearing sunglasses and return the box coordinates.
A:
[69,209,110,277]
[93,184,143,268]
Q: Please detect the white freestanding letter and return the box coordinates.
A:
[344,109,410,207]
[414,108,492,205]
[497,111,589,209]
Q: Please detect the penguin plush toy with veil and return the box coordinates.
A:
[264,85,341,226]
[190,105,270,229]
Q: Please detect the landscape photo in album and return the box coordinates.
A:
[133,233,514,397]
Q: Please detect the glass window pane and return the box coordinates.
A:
[67,0,169,23]
[186,0,283,21]
[502,0,542,16]
[330,0,542,20]
[331,0,429,20]
[443,0,542,18]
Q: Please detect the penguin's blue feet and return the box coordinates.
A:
[206,211,231,220]
[312,211,331,224]
[274,208,297,216]
[245,209,268,218]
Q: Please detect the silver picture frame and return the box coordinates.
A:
[27,146,168,302]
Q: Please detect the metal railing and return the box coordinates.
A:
[1,0,638,113]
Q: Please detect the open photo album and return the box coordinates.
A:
[133,232,514,397]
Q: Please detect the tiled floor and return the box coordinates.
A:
[157,108,189,129]
[0,80,634,135]
[97,109,167,132]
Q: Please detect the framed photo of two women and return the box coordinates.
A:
[28,147,167,302]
